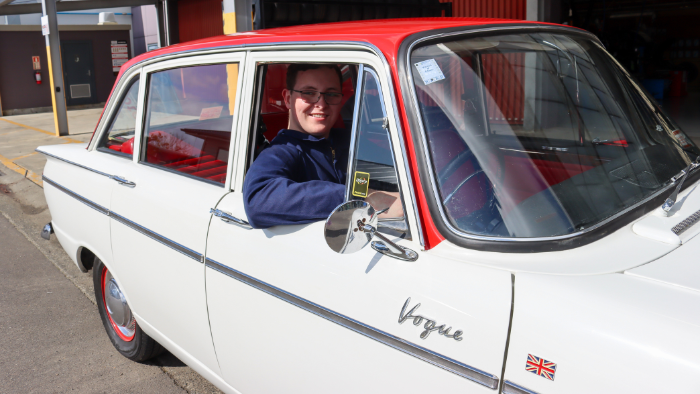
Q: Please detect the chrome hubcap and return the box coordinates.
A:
[104,271,135,338]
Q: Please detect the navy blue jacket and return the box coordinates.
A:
[243,128,350,228]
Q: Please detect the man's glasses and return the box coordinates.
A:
[290,90,343,105]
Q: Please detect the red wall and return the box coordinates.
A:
[441,0,526,19]
[178,0,224,43]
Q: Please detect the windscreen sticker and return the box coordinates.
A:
[199,106,223,121]
[352,171,370,198]
[414,59,445,85]
[672,129,693,148]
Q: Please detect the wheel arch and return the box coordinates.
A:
[77,246,96,271]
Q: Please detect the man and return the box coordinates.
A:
[243,63,349,229]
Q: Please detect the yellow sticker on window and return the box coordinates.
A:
[352,171,370,198]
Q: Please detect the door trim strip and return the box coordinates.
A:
[43,175,109,215]
[36,149,112,178]
[502,380,540,394]
[110,212,202,262]
[205,258,500,390]
[42,175,202,263]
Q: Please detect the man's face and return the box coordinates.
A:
[283,67,342,139]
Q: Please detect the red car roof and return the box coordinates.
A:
[125,18,566,69]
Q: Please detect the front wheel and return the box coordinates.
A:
[93,257,163,362]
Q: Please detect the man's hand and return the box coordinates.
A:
[365,190,403,218]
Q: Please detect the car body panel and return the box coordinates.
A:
[627,228,700,292]
[428,220,679,275]
[105,51,247,376]
[40,143,131,271]
[206,195,512,392]
[504,272,700,393]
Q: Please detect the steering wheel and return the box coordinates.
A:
[436,143,506,235]
[437,141,505,201]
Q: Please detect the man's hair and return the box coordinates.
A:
[286,63,343,91]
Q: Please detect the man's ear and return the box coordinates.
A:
[282,89,292,110]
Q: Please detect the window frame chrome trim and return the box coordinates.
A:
[37,149,112,179]
[42,175,109,215]
[346,66,412,238]
[94,74,141,161]
[87,66,143,152]
[403,25,678,243]
[205,257,499,389]
[344,63,365,201]
[118,40,425,248]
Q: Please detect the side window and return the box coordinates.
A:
[141,63,238,185]
[349,68,408,232]
[97,77,140,157]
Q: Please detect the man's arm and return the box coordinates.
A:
[243,145,345,229]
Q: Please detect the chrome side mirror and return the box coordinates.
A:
[324,201,418,261]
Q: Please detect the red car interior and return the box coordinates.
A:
[142,126,230,183]
[428,124,597,220]
[259,64,356,143]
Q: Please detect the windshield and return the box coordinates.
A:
[410,32,700,239]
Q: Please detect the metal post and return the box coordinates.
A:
[222,0,236,34]
[233,0,254,32]
[41,0,69,136]
[162,0,170,46]
[526,0,540,21]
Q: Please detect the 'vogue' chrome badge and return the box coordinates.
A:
[398,298,463,341]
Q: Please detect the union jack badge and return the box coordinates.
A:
[525,354,557,381]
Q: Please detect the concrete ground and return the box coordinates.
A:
[0,109,222,393]
[0,212,185,394]
[0,108,97,187]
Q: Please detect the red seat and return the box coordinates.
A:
[146,130,205,164]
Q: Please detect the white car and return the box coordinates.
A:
[37,18,700,394]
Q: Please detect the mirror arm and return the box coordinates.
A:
[360,223,418,262]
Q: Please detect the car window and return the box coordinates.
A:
[141,63,239,185]
[97,77,140,157]
[243,62,408,236]
[349,68,408,234]
[411,32,697,239]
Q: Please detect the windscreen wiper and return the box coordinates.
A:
[661,156,700,216]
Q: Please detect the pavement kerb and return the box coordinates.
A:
[0,152,43,187]
[0,117,85,188]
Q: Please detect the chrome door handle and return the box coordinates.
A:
[110,175,136,188]
[210,208,252,229]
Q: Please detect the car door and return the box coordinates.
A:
[204,49,513,393]
[108,52,246,379]
[41,67,141,272]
